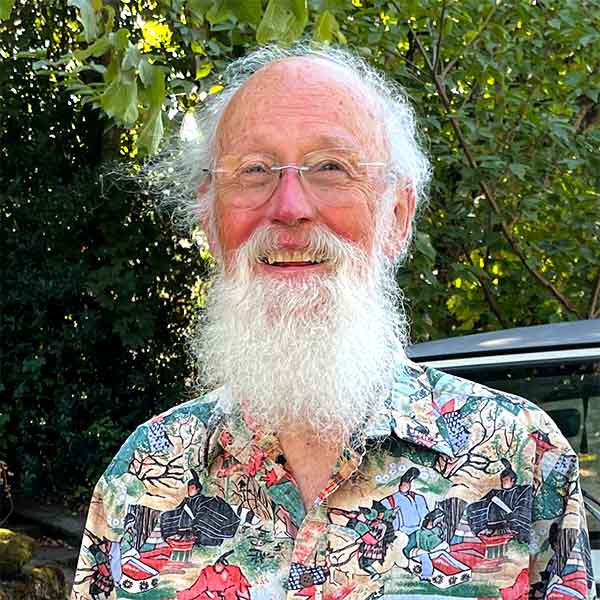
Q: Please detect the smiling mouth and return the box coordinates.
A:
[258,250,328,267]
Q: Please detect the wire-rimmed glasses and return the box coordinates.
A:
[204,147,388,209]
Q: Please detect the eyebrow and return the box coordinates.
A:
[309,134,362,150]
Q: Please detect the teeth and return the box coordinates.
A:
[261,250,326,264]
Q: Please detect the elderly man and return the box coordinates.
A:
[72,45,595,600]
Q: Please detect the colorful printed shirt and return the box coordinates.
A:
[71,359,596,600]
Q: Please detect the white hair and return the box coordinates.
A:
[191,219,408,444]
[148,43,431,244]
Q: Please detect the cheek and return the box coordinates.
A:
[320,204,376,249]
[216,205,263,256]
[335,184,380,245]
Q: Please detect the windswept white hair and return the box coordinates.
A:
[148,43,431,243]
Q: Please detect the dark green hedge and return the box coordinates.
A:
[0,30,207,499]
[2,171,209,501]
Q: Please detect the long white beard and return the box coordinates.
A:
[191,224,407,444]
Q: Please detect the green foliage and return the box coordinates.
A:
[0,529,36,578]
[0,0,15,21]
[0,0,209,500]
[35,0,597,336]
[1,0,599,503]
[257,0,308,44]
[2,167,210,498]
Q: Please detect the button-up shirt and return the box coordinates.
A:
[71,359,596,599]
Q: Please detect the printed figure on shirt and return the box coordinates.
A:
[328,501,395,580]
[160,469,240,548]
[81,531,116,599]
[109,512,137,587]
[380,466,429,535]
[466,459,532,543]
[530,522,594,600]
[402,508,446,581]
[176,550,251,600]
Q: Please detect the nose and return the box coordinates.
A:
[265,167,317,225]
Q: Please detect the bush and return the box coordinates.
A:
[1,167,208,500]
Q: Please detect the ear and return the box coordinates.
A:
[382,181,416,260]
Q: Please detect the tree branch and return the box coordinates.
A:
[407,25,582,318]
[433,0,448,76]
[479,275,511,328]
[441,4,498,80]
[460,80,481,112]
[465,246,511,328]
[588,270,600,319]
[400,55,425,77]
[574,96,600,134]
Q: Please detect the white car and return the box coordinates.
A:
[408,319,600,590]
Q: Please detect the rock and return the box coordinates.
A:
[0,529,36,579]
[0,564,67,599]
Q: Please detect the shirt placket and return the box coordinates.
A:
[286,447,364,599]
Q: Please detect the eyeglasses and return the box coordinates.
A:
[204,148,388,209]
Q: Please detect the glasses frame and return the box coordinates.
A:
[201,148,390,210]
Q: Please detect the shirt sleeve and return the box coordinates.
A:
[70,478,119,600]
[529,435,596,599]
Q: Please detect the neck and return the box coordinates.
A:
[277,427,344,509]
[278,426,345,450]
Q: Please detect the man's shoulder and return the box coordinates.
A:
[427,365,554,422]
[393,358,574,456]
[101,388,226,482]
[147,387,225,428]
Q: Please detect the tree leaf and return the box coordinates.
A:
[67,0,98,42]
[101,68,139,127]
[110,28,130,52]
[121,44,142,71]
[415,231,436,262]
[229,0,262,26]
[138,58,155,87]
[313,10,340,43]
[187,0,214,17]
[585,89,599,103]
[89,34,111,58]
[195,62,212,79]
[509,163,527,179]
[103,3,115,32]
[138,110,164,155]
[206,0,232,25]
[147,67,165,110]
[0,0,16,21]
[309,0,346,10]
[256,0,308,44]
[190,40,206,55]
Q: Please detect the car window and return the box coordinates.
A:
[442,359,600,539]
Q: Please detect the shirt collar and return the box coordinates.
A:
[206,355,458,463]
[362,357,457,458]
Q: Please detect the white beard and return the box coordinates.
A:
[191,224,407,445]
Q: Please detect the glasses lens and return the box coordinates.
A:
[214,155,278,209]
[303,149,385,207]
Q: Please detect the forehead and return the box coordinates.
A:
[216,57,386,157]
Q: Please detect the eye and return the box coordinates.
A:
[317,160,345,172]
[308,159,352,186]
[240,162,270,175]
[236,160,274,188]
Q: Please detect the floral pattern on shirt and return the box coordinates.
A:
[71,360,596,600]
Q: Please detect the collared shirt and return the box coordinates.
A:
[71,359,596,599]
